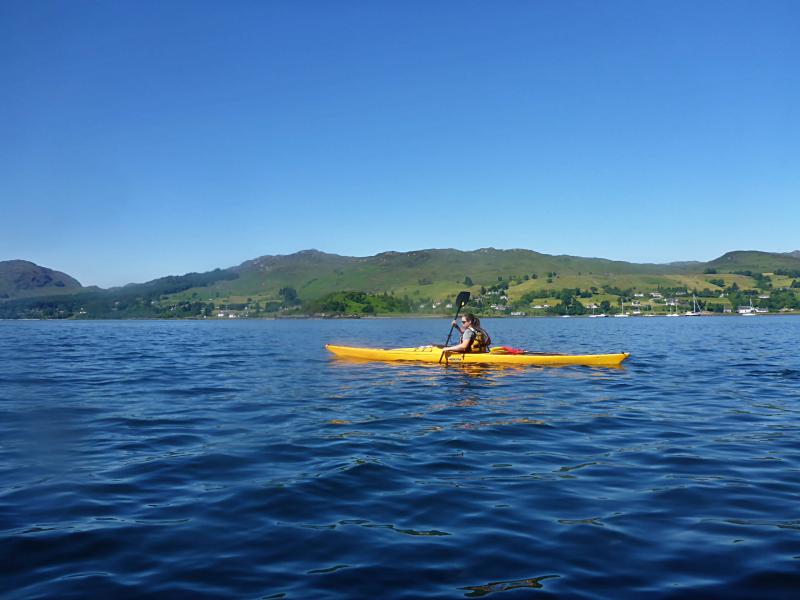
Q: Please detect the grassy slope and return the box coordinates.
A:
[706,251,800,272]
[174,249,800,314]
[171,248,695,305]
[4,249,798,316]
[170,248,800,308]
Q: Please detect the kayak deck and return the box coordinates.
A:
[325,345,630,367]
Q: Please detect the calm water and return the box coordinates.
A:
[1,317,799,599]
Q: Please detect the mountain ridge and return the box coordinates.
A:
[2,248,799,318]
[4,248,800,296]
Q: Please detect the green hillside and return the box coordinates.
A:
[706,251,800,273]
[171,248,688,304]
[124,248,800,318]
[2,248,799,319]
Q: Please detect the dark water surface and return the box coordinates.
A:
[1,317,799,599]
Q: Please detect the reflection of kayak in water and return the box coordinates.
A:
[325,345,630,367]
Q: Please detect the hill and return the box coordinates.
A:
[705,251,800,273]
[199,247,688,303]
[171,247,800,306]
[2,248,799,318]
[0,260,83,299]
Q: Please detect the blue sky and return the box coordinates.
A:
[2,1,798,287]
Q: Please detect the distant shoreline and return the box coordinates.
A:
[2,312,799,322]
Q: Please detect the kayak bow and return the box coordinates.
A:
[325,345,630,367]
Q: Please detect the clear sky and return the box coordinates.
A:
[2,1,798,287]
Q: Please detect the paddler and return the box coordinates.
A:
[442,313,491,354]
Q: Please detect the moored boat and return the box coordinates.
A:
[685,294,702,316]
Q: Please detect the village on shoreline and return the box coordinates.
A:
[206,290,798,320]
[3,251,799,320]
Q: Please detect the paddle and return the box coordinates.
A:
[439,291,470,364]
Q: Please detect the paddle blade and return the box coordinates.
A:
[455,291,470,309]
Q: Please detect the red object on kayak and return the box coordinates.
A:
[500,346,525,354]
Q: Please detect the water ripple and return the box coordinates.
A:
[1,317,799,598]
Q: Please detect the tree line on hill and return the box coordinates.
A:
[0,269,239,319]
[3,279,800,319]
[3,253,800,319]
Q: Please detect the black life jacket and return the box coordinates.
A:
[466,326,491,353]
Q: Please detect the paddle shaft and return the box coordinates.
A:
[440,308,463,365]
[444,306,465,347]
[439,291,470,364]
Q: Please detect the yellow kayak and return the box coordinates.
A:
[325,345,630,367]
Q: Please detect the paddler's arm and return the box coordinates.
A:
[443,339,469,353]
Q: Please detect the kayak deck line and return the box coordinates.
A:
[325,345,630,367]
